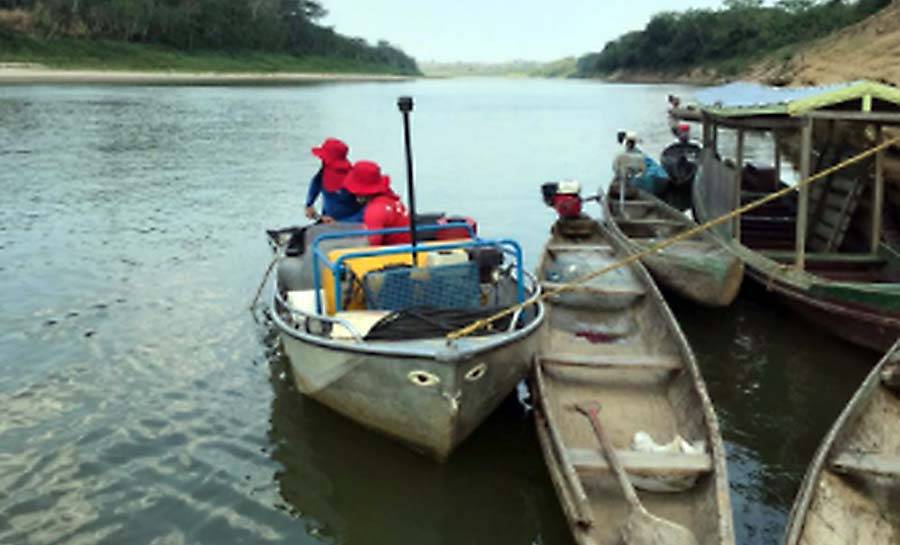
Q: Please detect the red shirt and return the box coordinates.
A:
[363,192,412,246]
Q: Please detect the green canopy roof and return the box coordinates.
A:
[692,80,900,117]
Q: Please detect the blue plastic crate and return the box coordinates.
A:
[362,262,481,311]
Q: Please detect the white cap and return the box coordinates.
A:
[625,131,638,142]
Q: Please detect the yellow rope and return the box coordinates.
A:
[446,135,900,342]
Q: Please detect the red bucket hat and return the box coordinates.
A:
[311,138,351,170]
[343,160,391,196]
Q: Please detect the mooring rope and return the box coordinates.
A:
[446,135,900,342]
[249,252,281,318]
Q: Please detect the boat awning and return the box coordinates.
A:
[692,80,900,119]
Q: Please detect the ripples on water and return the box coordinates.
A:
[0,80,874,544]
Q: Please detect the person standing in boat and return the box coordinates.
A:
[342,160,412,246]
[304,138,364,223]
[668,94,682,136]
[612,131,647,185]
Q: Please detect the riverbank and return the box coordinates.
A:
[0,64,414,85]
[0,30,421,79]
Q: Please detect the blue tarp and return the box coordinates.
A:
[693,81,862,110]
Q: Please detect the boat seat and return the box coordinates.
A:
[540,281,646,298]
[615,219,687,227]
[761,251,887,266]
[568,448,712,476]
[831,453,900,478]
[330,310,392,340]
[546,244,614,253]
[539,353,682,371]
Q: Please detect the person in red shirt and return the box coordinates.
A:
[342,161,412,246]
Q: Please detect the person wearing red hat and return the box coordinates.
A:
[342,160,412,246]
[305,138,364,223]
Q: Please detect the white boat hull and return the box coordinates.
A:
[278,325,541,460]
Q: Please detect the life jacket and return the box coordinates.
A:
[363,191,412,246]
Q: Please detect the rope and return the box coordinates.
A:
[249,252,280,319]
[446,135,900,342]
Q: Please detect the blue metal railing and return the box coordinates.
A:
[310,223,524,314]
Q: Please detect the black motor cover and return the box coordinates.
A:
[467,247,504,283]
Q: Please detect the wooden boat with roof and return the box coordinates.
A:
[266,221,544,460]
[783,339,900,545]
[603,185,743,307]
[680,80,900,351]
[531,212,734,545]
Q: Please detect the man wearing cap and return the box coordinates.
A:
[305,138,364,223]
[612,131,647,185]
[676,123,693,144]
[343,160,412,246]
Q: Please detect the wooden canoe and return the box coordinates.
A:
[784,339,900,545]
[532,216,735,545]
[603,186,744,307]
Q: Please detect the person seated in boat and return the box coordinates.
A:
[343,160,412,246]
[612,131,647,185]
[304,138,364,223]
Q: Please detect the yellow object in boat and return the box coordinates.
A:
[320,243,468,315]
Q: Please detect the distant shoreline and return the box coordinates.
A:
[0,65,416,85]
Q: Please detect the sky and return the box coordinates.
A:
[321,0,728,63]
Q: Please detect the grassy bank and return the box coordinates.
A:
[0,32,419,75]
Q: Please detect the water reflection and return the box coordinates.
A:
[265,329,572,545]
[670,288,871,545]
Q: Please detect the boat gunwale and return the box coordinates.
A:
[269,268,546,360]
[602,186,744,306]
[533,219,735,545]
[783,339,900,545]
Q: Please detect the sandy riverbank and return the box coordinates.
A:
[0,65,415,85]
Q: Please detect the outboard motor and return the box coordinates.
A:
[541,181,584,219]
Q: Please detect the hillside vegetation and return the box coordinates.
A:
[0,1,419,74]
[576,0,892,80]
[747,2,900,85]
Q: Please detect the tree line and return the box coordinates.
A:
[0,0,419,74]
[576,0,892,77]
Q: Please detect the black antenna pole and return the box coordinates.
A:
[397,96,418,266]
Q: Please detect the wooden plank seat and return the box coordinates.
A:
[540,281,646,297]
[539,353,682,371]
[761,251,887,266]
[631,238,713,247]
[614,218,688,227]
[568,448,713,476]
[831,453,900,478]
[546,244,614,253]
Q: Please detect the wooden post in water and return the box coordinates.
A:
[774,130,782,191]
[702,114,712,149]
[735,128,745,242]
[872,124,885,254]
[796,118,813,270]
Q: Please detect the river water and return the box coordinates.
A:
[0,78,874,545]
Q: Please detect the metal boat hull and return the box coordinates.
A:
[278,326,540,460]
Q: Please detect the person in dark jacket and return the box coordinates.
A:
[305,138,363,223]
[342,160,411,246]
